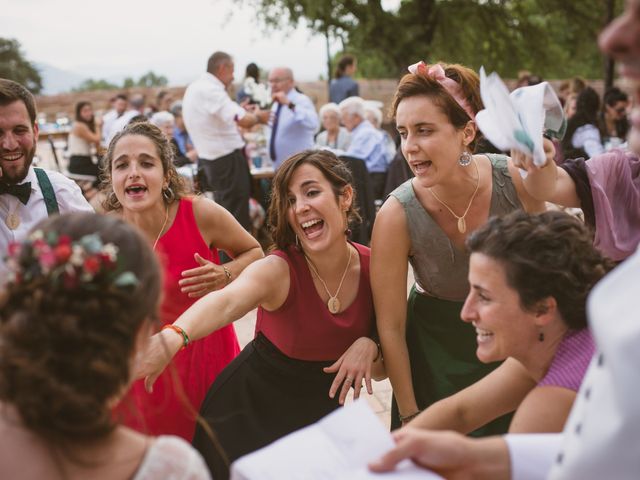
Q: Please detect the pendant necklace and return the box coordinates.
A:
[152,205,170,251]
[429,159,480,234]
[305,245,353,314]
[0,199,20,230]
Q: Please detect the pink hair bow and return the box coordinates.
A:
[407,61,476,120]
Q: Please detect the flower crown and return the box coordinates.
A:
[5,230,139,291]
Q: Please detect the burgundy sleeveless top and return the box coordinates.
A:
[255,243,375,361]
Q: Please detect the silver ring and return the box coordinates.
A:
[345,376,353,383]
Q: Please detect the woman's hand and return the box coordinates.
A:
[179,253,230,298]
[510,137,556,173]
[132,329,183,393]
[323,337,378,405]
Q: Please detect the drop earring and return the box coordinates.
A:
[459,150,472,167]
[538,331,545,342]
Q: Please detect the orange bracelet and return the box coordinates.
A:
[161,324,190,350]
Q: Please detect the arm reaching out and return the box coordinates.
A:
[134,255,289,391]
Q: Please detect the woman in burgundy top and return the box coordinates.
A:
[407,211,613,435]
[136,150,383,479]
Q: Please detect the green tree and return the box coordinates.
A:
[136,71,168,87]
[0,38,43,94]
[72,78,120,92]
[122,77,136,88]
[239,0,624,80]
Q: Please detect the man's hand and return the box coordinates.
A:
[272,91,290,106]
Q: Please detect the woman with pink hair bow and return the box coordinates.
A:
[371,61,556,433]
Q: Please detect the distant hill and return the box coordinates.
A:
[35,62,86,95]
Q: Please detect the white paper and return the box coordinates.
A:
[230,401,443,480]
[475,67,566,167]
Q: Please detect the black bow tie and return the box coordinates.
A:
[0,182,32,205]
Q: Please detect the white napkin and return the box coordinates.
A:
[475,67,566,167]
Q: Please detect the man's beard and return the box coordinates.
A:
[0,145,35,185]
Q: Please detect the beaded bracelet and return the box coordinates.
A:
[162,324,190,350]
[398,410,422,424]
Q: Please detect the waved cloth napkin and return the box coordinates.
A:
[475,67,566,167]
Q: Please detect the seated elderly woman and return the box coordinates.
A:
[0,213,210,479]
[339,96,388,201]
[314,102,351,151]
[407,210,612,434]
[150,111,193,168]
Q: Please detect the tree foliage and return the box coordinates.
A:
[0,38,43,94]
[73,71,168,92]
[239,0,623,79]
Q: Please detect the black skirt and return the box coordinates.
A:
[192,332,341,480]
[68,155,100,178]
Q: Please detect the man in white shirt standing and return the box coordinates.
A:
[0,79,93,277]
[369,1,640,478]
[183,51,270,231]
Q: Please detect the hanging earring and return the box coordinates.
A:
[458,150,472,167]
[295,234,301,251]
[538,331,545,342]
[162,186,175,203]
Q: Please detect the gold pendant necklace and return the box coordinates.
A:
[152,206,170,251]
[1,199,20,230]
[305,245,353,314]
[429,159,480,234]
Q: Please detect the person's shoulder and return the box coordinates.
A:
[34,168,78,189]
[137,435,211,480]
[352,242,371,258]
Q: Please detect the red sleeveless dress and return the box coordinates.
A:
[116,198,241,440]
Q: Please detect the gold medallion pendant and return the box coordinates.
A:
[327,296,341,314]
[5,213,20,230]
[457,217,466,234]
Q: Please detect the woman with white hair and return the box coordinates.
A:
[315,102,351,151]
[150,111,193,168]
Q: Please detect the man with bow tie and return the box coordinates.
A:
[0,79,92,278]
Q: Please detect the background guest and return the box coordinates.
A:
[561,87,604,160]
[315,102,350,151]
[599,86,629,150]
[150,111,193,168]
[267,66,319,169]
[67,100,102,179]
[329,54,359,104]
[183,51,269,231]
[339,96,387,200]
[236,62,260,104]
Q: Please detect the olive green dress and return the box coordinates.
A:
[389,154,521,434]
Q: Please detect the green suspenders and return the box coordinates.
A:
[34,168,60,216]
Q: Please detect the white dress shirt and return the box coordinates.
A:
[506,247,640,479]
[0,167,93,277]
[182,73,247,161]
[105,110,142,145]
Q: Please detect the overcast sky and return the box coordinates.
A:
[2,0,349,87]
